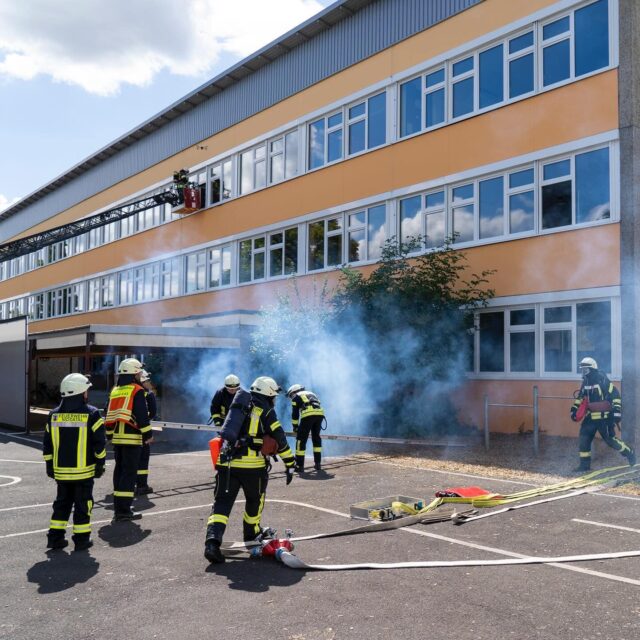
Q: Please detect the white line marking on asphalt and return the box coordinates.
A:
[1,497,638,583]
[0,459,44,464]
[0,503,51,513]
[0,431,42,444]
[0,476,21,487]
[572,518,640,534]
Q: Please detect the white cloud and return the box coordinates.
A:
[0,193,19,212]
[0,0,325,96]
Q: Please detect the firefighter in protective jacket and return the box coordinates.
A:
[105,358,152,521]
[570,357,636,471]
[43,373,106,551]
[208,374,240,426]
[136,369,157,495]
[286,384,325,472]
[204,376,296,564]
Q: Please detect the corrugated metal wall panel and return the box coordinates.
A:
[1,0,481,241]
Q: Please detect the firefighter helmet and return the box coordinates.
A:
[118,358,144,375]
[579,357,598,371]
[286,384,305,399]
[224,374,240,389]
[60,373,92,397]
[250,376,281,397]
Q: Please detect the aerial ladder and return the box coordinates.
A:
[0,169,201,263]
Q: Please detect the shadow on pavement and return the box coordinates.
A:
[27,549,100,594]
[205,556,306,592]
[98,521,151,548]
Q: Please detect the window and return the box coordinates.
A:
[28,294,45,320]
[241,144,266,194]
[574,0,609,77]
[210,246,232,287]
[347,92,386,155]
[210,158,233,204]
[308,217,343,271]
[186,251,207,292]
[8,297,26,318]
[508,168,535,234]
[268,228,298,277]
[479,176,504,239]
[542,147,610,229]
[479,312,504,372]
[509,308,536,372]
[239,237,265,283]
[425,69,446,129]
[399,76,421,137]
[134,264,160,302]
[308,112,343,169]
[479,44,504,109]
[400,192,445,249]
[543,304,573,372]
[576,300,611,373]
[46,285,84,317]
[88,275,116,310]
[508,31,535,98]
[451,183,475,243]
[451,56,474,118]
[347,204,387,263]
[161,258,181,298]
[119,271,134,305]
[268,131,299,184]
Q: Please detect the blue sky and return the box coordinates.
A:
[0,0,334,211]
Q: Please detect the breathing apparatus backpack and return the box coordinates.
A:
[219,388,253,444]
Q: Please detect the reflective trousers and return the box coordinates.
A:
[48,479,94,543]
[295,415,323,470]
[205,467,268,543]
[137,442,151,488]
[578,419,634,469]
[113,444,141,515]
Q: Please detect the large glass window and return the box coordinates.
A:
[479,44,504,109]
[238,237,265,283]
[161,258,181,298]
[452,183,475,243]
[575,147,610,223]
[543,304,573,372]
[240,145,266,194]
[541,159,572,229]
[269,131,299,184]
[577,300,611,373]
[399,195,422,244]
[210,246,231,288]
[347,204,386,263]
[479,176,504,239]
[269,228,298,277]
[399,76,421,137]
[425,69,446,129]
[308,112,343,169]
[574,0,609,77]
[347,92,386,155]
[119,271,134,305]
[451,56,475,118]
[542,16,571,87]
[509,308,536,372]
[508,168,535,234]
[210,158,233,204]
[479,311,504,372]
[508,31,535,98]
[186,251,207,292]
[308,217,343,271]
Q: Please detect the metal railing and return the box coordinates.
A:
[483,387,576,455]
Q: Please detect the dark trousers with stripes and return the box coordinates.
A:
[578,418,634,469]
[137,443,151,488]
[48,479,94,543]
[295,415,323,470]
[205,467,268,543]
[113,444,142,515]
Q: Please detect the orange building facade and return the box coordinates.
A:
[1,0,637,441]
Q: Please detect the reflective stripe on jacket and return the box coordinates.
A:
[291,390,324,427]
[571,375,621,422]
[106,383,152,445]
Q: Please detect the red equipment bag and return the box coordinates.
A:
[587,400,612,413]
[575,397,589,421]
[209,436,222,470]
[260,434,279,456]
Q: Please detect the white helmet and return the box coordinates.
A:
[579,357,598,371]
[60,373,92,397]
[250,376,281,397]
[286,384,305,399]
[118,358,144,375]
[139,369,151,383]
[224,374,240,389]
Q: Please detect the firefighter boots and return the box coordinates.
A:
[46,537,69,550]
[204,539,225,564]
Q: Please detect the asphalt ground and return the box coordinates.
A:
[1,429,639,640]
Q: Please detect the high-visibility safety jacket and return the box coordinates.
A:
[105,379,152,445]
[216,395,295,470]
[290,390,324,428]
[571,371,622,422]
[209,387,236,427]
[43,398,106,481]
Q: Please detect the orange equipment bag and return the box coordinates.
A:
[209,436,223,470]
[260,434,279,456]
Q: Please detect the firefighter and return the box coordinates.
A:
[136,369,157,495]
[105,358,152,521]
[204,376,296,564]
[286,384,325,472]
[43,373,106,551]
[570,357,636,472]
[208,374,240,427]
